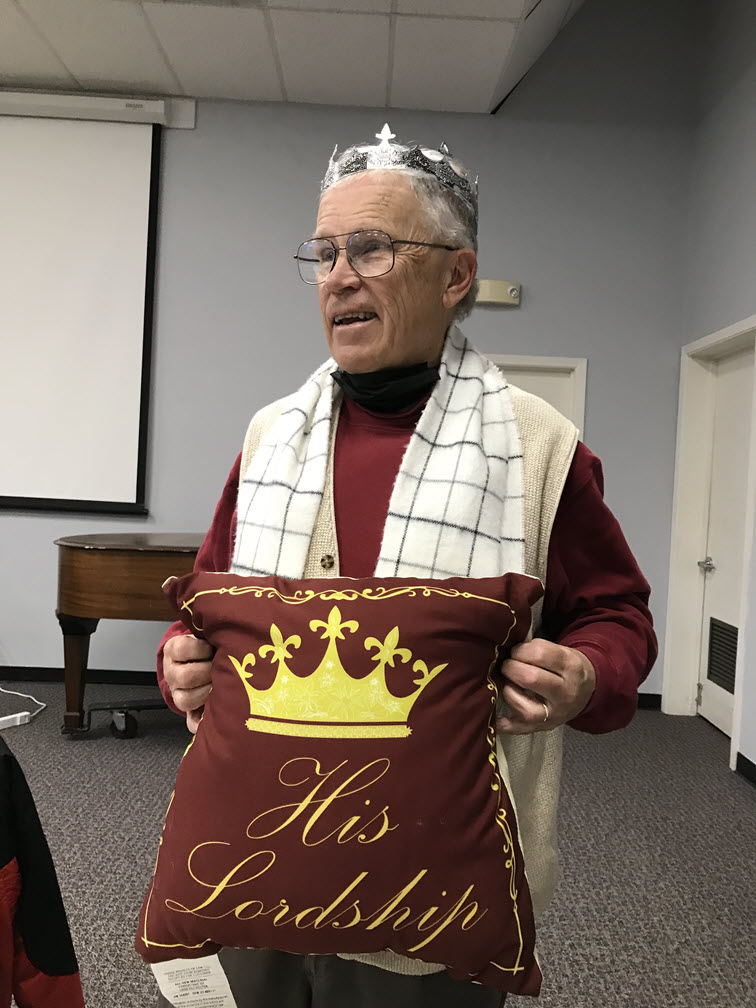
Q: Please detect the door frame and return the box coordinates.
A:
[663,313,756,769]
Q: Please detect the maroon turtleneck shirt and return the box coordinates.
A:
[157,395,656,734]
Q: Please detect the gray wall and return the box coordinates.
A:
[0,0,695,694]
[684,0,756,764]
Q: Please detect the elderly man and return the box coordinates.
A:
[157,126,656,1007]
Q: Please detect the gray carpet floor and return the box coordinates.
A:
[2,682,755,1008]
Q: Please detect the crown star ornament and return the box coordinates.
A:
[321,122,478,226]
[228,606,447,739]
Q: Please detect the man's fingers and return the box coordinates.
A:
[501,658,561,698]
[497,682,550,735]
[499,681,548,725]
[162,633,215,729]
[496,716,542,736]
[164,658,213,696]
[171,684,212,714]
[510,638,568,672]
[186,707,204,734]
[497,643,596,735]
[163,634,214,695]
[164,658,213,690]
[165,633,213,663]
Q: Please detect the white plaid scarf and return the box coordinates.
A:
[231,326,524,579]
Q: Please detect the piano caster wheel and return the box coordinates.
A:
[109,711,138,739]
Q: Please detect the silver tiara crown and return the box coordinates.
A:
[321,123,478,226]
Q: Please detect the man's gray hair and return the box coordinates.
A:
[400,169,479,322]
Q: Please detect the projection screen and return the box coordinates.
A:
[0,117,159,513]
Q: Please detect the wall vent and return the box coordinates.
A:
[707,618,738,695]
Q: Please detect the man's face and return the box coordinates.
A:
[314,172,455,373]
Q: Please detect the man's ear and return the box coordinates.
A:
[442,248,477,311]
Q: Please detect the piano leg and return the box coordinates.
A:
[56,612,99,732]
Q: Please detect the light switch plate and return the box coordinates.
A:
[477,279,521,306]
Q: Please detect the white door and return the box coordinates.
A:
[697,345,755,734]
[487,355,587,435]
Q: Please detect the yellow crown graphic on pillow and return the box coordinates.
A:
[228,606,447,739]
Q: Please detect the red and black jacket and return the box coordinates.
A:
[0,737,85,1008]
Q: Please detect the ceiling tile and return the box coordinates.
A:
[272,11,388,107]
[392,16,515,112]
[143,3,282,101]
[16,0,179,93]
[153,0,265,6]
[269,0,391,12]
[0,0,76,86]
[396,0,524,18]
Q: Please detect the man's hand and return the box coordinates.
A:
[163,633,214,734]
[496,639,596,735]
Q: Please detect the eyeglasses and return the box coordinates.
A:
[294,229,458,285]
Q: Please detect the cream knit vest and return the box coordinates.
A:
[239,384,578,976]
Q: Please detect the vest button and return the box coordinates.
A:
[320,554,335,570]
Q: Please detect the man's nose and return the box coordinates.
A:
[323,249,362,293]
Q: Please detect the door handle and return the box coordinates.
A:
[697,556,716,573]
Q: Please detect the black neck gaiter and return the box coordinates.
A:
[332,362,440,413]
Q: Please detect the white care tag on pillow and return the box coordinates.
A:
[151,955,237,1007]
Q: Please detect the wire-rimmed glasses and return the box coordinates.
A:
[294,229,458,285]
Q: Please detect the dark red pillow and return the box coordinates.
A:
[137,572,543,996]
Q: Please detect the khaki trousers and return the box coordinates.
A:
[156,949,507,1008]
